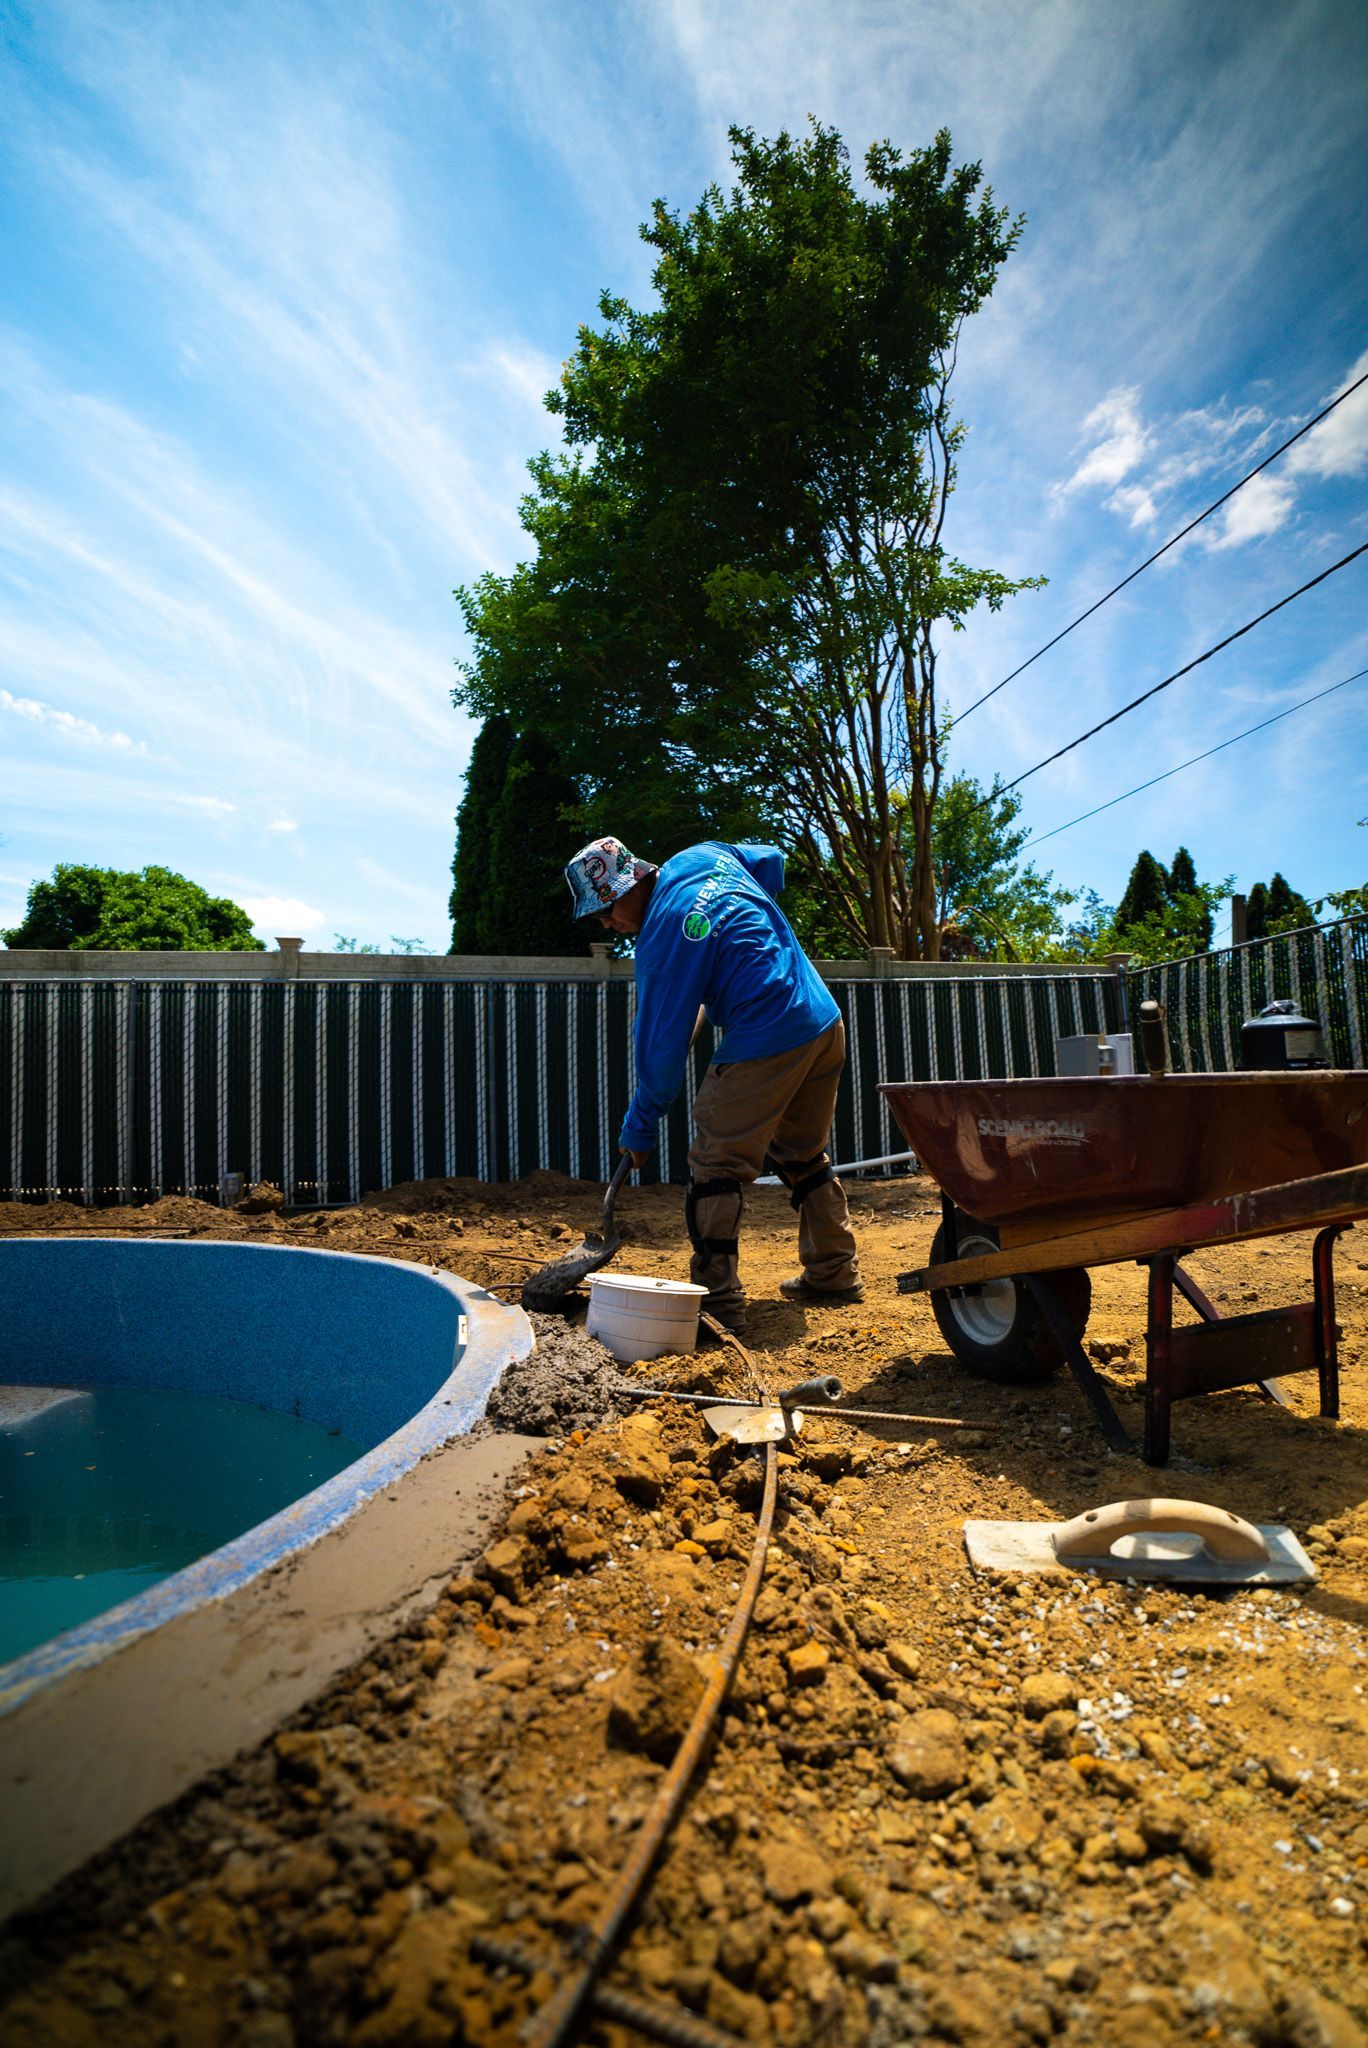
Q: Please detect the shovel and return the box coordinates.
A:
[520,1155,632,1311]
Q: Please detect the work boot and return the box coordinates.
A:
[779,1274,866,1306]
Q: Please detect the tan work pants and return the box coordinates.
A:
[686,1019,859,1316]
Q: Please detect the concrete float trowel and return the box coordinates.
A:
[965,1497,1314,1586]
[520,1155,632,1311]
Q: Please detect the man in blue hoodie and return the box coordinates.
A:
[565,835,862,1332]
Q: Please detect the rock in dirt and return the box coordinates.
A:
[886,1707,967,1798]
[784,1640,830,1686]
[759,1835,833,1905]
[1273,1985,1368,2048]
[236,1181,285,1214]
[962,1793,1043,1860]
[1019,1671,1076,1719]
[608,1636,704,1762]
[484,1314,639,1435]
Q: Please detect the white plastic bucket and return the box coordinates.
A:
[585,1273,709,1363]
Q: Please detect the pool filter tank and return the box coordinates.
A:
[1238,998,1327,1070]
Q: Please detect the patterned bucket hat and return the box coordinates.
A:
[565,837,656,919]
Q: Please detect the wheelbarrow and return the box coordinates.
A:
[880,1071,1368,1464]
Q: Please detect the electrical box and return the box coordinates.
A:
[1055,1033,1135,1077]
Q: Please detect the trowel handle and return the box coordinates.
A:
[1053,1497,1268,1563]
[778,1375,843,1408]
[602,1153,632,1230]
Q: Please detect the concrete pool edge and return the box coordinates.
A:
[0,1242,538,1920]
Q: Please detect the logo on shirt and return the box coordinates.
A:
[682,912,712,941]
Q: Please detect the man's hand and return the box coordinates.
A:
[620,1146,650,1171]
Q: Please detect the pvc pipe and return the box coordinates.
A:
[755,1148,919,1186]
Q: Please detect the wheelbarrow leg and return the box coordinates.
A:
[1022,1274,1135,1456]
[1313,1225,1343,1420]
[1173,1262,1291,1407]
[1143,1254,1176,1467]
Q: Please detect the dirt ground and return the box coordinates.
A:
[1,1172,1366,2048]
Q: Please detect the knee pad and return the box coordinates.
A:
[780,1153,835,1212]
[685,1174,743,1257]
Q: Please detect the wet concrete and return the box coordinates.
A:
[485,1313,640,1436]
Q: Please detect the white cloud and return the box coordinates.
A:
[1105,483,1159,529]
[1058,388,1149,495]
[240,895,325,937]
[1205,470,1297,552]
[0,685,140,749]
[176,794,236,815]
[266,817,299,834]
[1286,350,1368,480]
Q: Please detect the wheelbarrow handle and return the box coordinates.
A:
[602,1153,633,1233]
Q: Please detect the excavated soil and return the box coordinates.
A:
[1,1174,1366,2048]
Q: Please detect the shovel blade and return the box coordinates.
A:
[520,1229,623,1310]
[703,1403,806,1444]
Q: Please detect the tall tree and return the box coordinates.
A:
[1166,845,1212,950]
[485,731,591,956]
[1114,851,1171,932]
[451,720,590,955]
[450,716,516,952]
[1244,872,1315,939]
[1264,871,1315,934]
[3,865,264,951]
[1106,846,1228,964]
[456,123,1036,957]
[928,774,1073,959]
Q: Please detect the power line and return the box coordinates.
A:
[955,365,1368,725]
[1026,665,1368,846]
[980,542,1368,806]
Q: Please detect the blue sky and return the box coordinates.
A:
[1,0,1364,952]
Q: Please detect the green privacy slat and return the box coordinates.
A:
[603,983,633,1179]
[19,987,47,1195]
[53,984,82,1196]
[158,985,185,1197]
[353,985,381,1200]
[127,985,153,1198]
[512,984,540,1182]
[418,986,445,1181]
[387,984,415,1189]
[979,982,1009,1078]
[289,984,318,1200]
[541,983,572,1175]
[257,984,286,1191]
[0,987,13,1196]
[955,982,983,1082]
[322,985,351,1204]
[90,985,123,1201]
[447,985,480,1178]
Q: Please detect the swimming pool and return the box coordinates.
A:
[0,1237,535,1916]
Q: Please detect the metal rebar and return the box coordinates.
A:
[519,1329,779,2048]
[619,1386,990,1431]
[471,1934,745,2048]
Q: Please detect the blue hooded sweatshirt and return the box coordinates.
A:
[620,842,840,1154]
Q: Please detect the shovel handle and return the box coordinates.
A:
[778,1376,844,1408]
[602,1153,632,1232]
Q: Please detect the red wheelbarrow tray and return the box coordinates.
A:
[879,1072,1368,1240]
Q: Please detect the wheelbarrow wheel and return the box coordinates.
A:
[928,1215,1091,1384]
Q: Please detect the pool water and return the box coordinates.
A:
[0,1385,366,1666]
